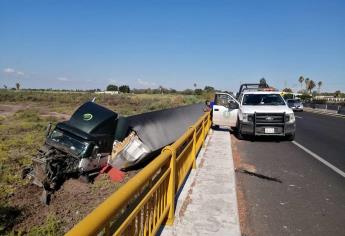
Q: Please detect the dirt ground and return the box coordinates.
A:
[0,102,135,234]
[0,104,70,120]
[0,93,203,234]
[7,172,136,234]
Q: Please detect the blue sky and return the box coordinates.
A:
[1,0,344,92]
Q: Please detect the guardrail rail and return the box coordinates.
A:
[66,111,211,236]
[303,103,345,115]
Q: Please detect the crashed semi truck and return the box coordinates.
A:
[23,101,204,203]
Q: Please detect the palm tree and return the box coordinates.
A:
[307,80,316,94]
[298,76,304,89]
[317,81,322,94]
[335,90,341,98]
[15,82,20,90]
[304,78,310,91]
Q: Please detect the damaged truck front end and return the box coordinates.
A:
[24,100,204,204]
[25,101,118,203]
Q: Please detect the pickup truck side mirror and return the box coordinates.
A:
[228,101,239,109]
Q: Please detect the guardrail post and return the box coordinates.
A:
[189,126,197,169]
[163,146,176,225]
[207,112,211,131]
[202,119,206,146]
[104,222,110,236]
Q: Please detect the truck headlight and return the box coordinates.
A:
[242,113,253,122]
[286,113,295,123]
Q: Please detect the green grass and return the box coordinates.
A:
[0,91,206,234]
[27,214,61,236]
[0,90,204,115]
[3,214,60,236]
[0,92,203,202]
[0,110,47,200]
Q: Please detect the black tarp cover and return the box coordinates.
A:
[126,103,204,152]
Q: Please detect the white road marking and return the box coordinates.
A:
[295,116,303,119]
[292,141,345,178]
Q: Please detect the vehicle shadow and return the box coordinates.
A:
[211,125,231,132]
[228,128,290,143]
[212,125,291,142]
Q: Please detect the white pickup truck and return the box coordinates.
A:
[212,85,296,140]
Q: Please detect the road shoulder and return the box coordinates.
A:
[160,129,241,236]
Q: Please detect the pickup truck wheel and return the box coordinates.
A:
[213,124,219,130]
[236,121,244,140]
[286,133,295,141]
[237,130,244,140]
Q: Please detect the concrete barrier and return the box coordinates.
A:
[338,106,345,115]
[314,104,327,109]
[327,104,340,111]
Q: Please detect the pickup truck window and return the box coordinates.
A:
[215,94,230,106]
[243,94,286,106]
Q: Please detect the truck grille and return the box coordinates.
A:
[255,113,285,124]
[254,113,285,135]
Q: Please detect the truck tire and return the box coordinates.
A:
[286,133,295,141]
[213,124,219,130]
[236,120,244,140]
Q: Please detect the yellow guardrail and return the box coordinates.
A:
[66,111,211,236]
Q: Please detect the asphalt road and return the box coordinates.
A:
[232,111,345,236]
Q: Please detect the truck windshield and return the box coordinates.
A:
[243,94,286,106]
[49,129,89,156]
[288,99,301,104]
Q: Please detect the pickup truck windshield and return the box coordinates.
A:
[243,94,286,106]
[287,99,301,104]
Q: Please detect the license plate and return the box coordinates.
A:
[265,128,275,134]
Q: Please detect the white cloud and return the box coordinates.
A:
[3,68,16,74]
[136,78,156,88]
[57,77,69,81]
[108,79,117,84]
[3,68,25,77]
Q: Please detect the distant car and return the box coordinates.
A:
[287,99,303,112]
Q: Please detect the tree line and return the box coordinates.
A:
[280,76,343,98]
[2,82,216,96]
[106,83,215,95]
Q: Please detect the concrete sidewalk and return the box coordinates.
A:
[160,129,241,236]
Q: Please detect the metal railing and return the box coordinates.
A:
[303,103,345,115]
[66,111,211,236]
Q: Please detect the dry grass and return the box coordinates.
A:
[0,91,204,234]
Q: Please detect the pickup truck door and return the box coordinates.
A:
[212,93,239,127]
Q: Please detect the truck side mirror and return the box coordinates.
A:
[228,101,238,109]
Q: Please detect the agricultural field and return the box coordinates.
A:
[0,90,204,235]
